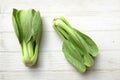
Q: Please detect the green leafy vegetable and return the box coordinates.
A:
[12,9,42,67]
[53,16,98,73]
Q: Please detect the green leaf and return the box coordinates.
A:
[12,9,21,43]
[66,35,94,67]
[62,41,86,73]
[32,11,42,41]
[83,53,94,67]
[18,9,34,42]
[64,40,83,62]
[74,28,99,57]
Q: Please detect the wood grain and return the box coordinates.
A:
[0,0,120,80]
[0,51,120,71]
[1,13,120,32]
[0,71,120,80]
[1,0,120,13]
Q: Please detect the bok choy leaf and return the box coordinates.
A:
[53,16,98,73]
[12,9,42,67]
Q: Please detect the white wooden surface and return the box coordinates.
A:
[0,0,120,80]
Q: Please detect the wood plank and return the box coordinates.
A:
[0,31,120,51]
[0,71,120,80]
[0,50,120,71]
[0,0,120,80]
[1,0,120,13]
[0,13,120,32]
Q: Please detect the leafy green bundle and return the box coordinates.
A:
[53,16,98,73]
[12,9,42,67]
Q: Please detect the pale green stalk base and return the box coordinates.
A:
[21,41,39,67]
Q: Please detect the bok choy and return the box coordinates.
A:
[53,16,98,73]
[12,9,42,67]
